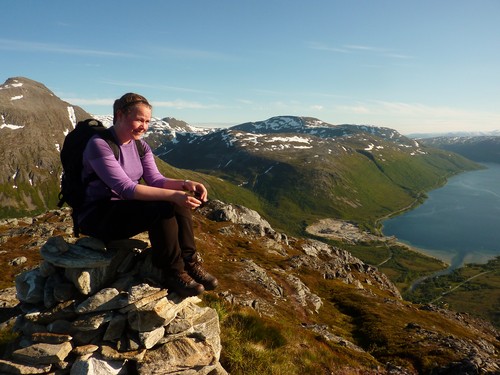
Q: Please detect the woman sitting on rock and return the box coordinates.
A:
[77,92,218,297]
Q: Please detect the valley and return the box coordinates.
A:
[0,77,499,373]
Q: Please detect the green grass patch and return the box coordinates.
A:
[407,257,500,328]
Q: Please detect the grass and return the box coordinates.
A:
[328,285,495,374]
[0,327,19,358]
[318,238,448,294]
[406,257,500,328]
[203,295,380,375]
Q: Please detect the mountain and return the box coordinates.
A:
[148,115,480,233]
[0,76,479,233]
[0,77,91,217]
[408,130,500,139]
[420,135,500,164]
[0,77,237,219]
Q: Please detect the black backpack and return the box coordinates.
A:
[57,118,145,236]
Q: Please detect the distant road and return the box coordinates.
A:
[431,271,492,303]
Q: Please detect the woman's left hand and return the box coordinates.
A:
[183,180,208,202]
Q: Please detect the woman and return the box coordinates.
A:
[78,92,218,297]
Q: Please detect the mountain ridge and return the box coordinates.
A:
[420,135,500,164]
[1,76,479,230]
[148,113,479,234]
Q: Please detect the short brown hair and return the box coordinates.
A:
[113,93,152,124]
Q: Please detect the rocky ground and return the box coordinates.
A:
[306,218,387,243]
[0,201,499,374]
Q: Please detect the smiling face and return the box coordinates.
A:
[114,103,152,144]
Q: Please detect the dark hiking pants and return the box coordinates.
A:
[79,200,196,273]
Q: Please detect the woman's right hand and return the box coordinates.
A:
[173,190,202,209]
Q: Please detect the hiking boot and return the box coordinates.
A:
[185,253,219,291]
[165,271,205,297]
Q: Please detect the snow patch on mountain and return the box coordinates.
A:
[0,114,24,130]
[0,80,23,90]
[67,106,77,128]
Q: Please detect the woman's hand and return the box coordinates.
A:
[173,190,203,209]
[182,180,208,202]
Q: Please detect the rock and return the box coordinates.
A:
[40,236,69,254]
[72,344,99,356]
[70,353,126,375]
[138,337,216,374]
[15,268,46,305]
[39,260,57,277]
[1,204,499,374]
[23,300,77,325]
[128,297,177,332]
[12,341,73,365]
[0,358,51,374]
[5,233,226,374]
[9,256,27,266]
[31,332,72,344]
[286,274,323,313]
[201,199,272,228]
[100,345,146,362]
[75,288,129,313]
[53,280,78,302]
[106,238,149,253]
[103,313,128,341]
[138,326,165,349]
[239,259,284,298]
[74,236,107,252]
[72,311,113,331]
[64,267,110,295]
[0,286,19,309]
[41,244,115,269]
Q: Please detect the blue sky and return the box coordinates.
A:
[2,0,499,134]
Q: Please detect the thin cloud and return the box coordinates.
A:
[237,99,254,105]
[155,46,235,61]
[0,38,136,58]
[344,44,384,52]
[335,104,371,114]
[310,105,324,111]
[337,100,500,125]
[384,53,414,60]
[306,41,349,53]
[337,101,470,117]
[100,79,214,94]
[153,100,224,110]
[375,101,469,117]
[64,97,223,111]
[308,41,413,59]
[63,98,114,106]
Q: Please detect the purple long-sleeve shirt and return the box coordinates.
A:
[79,128,168,220]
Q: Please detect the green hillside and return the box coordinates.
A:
[189,144,479,236]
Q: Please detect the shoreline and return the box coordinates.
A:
[306,217,449,265]
[308,217,499,268]
[306,217,500,293]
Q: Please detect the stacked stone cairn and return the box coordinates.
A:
[3,236,226,375]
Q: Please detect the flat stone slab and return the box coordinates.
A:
[41,244,116,268]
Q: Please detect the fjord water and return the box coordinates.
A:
[383,163,500,269]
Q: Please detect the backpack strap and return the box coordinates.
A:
[99,128,145,159]
[99,129,121,159]
[135,140,146,158]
